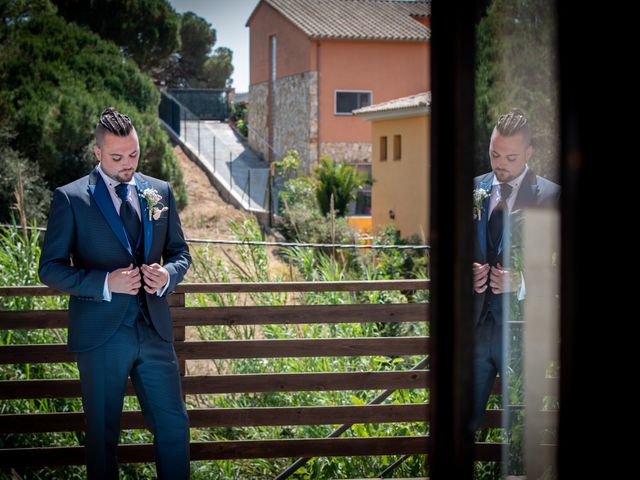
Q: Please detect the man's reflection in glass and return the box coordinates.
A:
[471,109,560,431]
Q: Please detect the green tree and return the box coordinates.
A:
[475,0,558,181]
[200,46,234,88]
[51,0,180,72]
[314,157,368,217]
[0,0,187,208]
[178,11,216,84]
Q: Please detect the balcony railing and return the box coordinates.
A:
[0,280,515,472]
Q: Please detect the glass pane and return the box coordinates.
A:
[472,0,560,477]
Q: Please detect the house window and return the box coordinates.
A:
[335,91,372,115]
[393,135,402,160]
[380,136,388,161]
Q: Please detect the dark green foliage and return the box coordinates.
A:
[51,0,181,72]
[0,0,187,208]
[475,0,558,181]
[200,46,234,88]
[177,11,216,82]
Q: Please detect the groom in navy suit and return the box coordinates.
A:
[39,108,191,478]
[471,109,560,431]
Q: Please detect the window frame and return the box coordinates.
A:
[334,90,373,116]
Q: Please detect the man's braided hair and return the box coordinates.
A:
[495,108,531,146]
[95,107,133,146]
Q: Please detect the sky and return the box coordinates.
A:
[169,0,260,93]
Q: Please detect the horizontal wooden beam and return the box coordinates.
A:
[0,405,557,434]
[0,337,429,364]
[0,437,519,466]
[0,303,428,330]
[0,436,431,466]
[0,370,429,399]
[0,280,430,297]
[0,404,430,433]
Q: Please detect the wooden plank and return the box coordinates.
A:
[0,436,431,466]
[0,337,429,364]
[0,280,430,298]
[175,280,430,294]
[0,404,430,433]
[474,442,504,462]
[171,303,428,327]
[0,438,521,466]
[0,303,429,330]
[174,337,429,360]
[0,370,429,399]
[0,310,67,329]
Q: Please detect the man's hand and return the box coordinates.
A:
[489,263,520,294]
[108,264,141,295]
[473,262,490,293]
[141,263,169,294]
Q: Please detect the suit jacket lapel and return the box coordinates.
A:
[134,173,153,263]
[87,169,133,258]
[477,175,494,263]
[513,168,538,211]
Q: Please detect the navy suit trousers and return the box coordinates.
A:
[470,312,503,432]
[76,318,189,479]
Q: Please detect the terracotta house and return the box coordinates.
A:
[354,92,431,240]
[246,0,431,174]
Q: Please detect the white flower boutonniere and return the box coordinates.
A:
[141,188,168,221]
[473,187,490,221]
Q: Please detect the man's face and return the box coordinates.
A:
[93,129,140,183]
[489,129,532,183]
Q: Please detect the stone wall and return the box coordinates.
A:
[273,71,318,172]
[248,81,269,161]
[320,142,372,164]
[251,72,374,171]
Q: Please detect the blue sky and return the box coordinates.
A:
[169,0,260,93]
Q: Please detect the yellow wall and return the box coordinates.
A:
[370,115,430,240]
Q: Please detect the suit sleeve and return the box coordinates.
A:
[38,188,107,301]
[160,183,191,295]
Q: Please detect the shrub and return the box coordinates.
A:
[314,156,368,217]
[0,0,187,208]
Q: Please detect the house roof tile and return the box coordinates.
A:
[354,91,431,115]
[253,0,431,41]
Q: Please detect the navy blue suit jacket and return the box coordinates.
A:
[39,168,191,352]
[473,168,559,325]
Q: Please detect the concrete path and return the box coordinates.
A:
[178,120,270,212]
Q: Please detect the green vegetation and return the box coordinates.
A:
[314,156,369,217]
[275,150,374,248]
[52,0,181,72]
[0,0,188,216]
[475,0,558,180]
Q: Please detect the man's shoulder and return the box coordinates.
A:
[135,172,169,190]
[474,172,493,186]
[55,172,93,195]
[533,174,560,200]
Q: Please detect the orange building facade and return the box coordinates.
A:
[246,0,431,172]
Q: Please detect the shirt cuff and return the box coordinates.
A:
[156,276,170,297]
[103,273,112,302]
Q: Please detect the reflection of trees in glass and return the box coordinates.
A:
[476,0,558,181]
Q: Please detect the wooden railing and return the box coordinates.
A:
[0,280,506,470]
